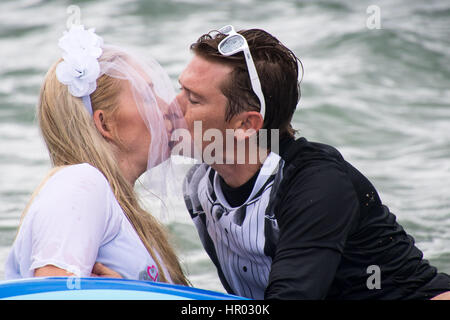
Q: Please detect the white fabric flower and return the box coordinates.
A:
[55,25,103,98]
[56,56,100,97]
[59,25,103,60]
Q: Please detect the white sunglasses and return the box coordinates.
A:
[218,25,266,120]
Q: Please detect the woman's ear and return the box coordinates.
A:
[93,109,114,141]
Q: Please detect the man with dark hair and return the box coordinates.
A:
[179,26,450,300]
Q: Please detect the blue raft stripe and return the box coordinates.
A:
[5,289,186,300]
[0,277,248,300]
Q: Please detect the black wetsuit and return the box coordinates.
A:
[184,136,450,299]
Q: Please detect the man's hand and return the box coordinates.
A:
[91,262,123,278]
[431,291,450,300]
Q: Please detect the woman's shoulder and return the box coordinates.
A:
[26,163,122,228]
[36,163,113,205]
[47,163,109,189]
[52,163,107,181]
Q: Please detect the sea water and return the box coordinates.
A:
[1,0,449,292]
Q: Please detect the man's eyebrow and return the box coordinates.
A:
[178,79,206,101]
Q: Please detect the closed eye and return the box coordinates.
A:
[178,83,202,105]
[188,95,200,104]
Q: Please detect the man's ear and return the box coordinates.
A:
[93,109,114,141]
[232,111,264,140]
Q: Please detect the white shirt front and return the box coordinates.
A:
[184,152,283,299]
[5,163,170,283]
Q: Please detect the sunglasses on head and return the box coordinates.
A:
[218,25,266,121]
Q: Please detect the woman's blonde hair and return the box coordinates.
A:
[36,47,188,285]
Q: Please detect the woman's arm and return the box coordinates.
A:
[91,262,123,278]
[34,265,74,277]
[27,165,120,278]
[34,263,122,278]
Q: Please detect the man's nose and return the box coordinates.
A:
[175,92,187,117]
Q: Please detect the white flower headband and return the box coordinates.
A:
[55,25,104,115]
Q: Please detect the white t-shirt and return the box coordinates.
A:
[5,163,170,283]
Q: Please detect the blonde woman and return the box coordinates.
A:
[4,26,188,286]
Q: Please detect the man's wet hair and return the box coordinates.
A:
[191,28,303,140]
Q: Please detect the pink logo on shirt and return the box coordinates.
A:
[138,265,159,282]
[147,265,158,281]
